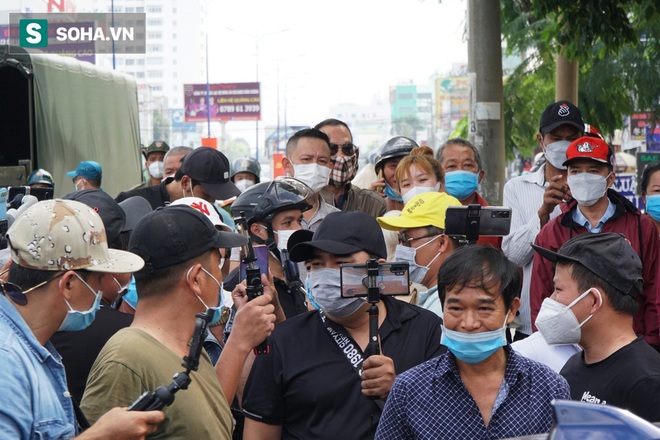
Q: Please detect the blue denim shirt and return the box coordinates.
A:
[0,294,77,439]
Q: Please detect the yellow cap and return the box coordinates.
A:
[377,192,462,231]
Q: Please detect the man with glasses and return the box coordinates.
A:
[0,199,164,438]
[81,204,278,438]
[241,211,443,439]
[315,119,387,218]
[282,128,340,231]
[378,192,462,317]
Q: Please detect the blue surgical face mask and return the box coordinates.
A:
[384,183,403,202]
[58,273,103,332]
[305,274,321,310]
[444,170,479,201]
[645,194,660,222]
[440,314,508,364]
[188,266,225,326]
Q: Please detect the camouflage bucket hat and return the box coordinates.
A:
[6,199,144,273]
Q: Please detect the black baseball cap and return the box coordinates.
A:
[539,100,584,135]
[62,189,125,244]
[129,204,247,273]
[532,233,643,298]
[176,147,240,200]
[118,196,153,232]
[288,211,387,262]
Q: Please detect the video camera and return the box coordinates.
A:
[444,204,511,245]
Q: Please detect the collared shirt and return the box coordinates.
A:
[302,194,340,231]
[502,164,562,335]
[375,347,570,440]
[0,294,77,439]
[572,198,616,233]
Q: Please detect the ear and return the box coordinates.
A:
[588,288,604,313]
[607,171,616,188]
[506,297,521,325]
[58,271,79,301]
[250,222,268,240]
[478,169,485,183]
[536,133,544,150]
[180,175,191,192]
[437,234,452,254]
[282,157,293,176]
[185,264,204,297]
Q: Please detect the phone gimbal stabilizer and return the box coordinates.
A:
[128,312,211,411]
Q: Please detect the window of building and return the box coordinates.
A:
[147,32,162,40]
[147,6,162,13]
[148,71,163,78]
[147,57,163,66]
[147,19,162,26]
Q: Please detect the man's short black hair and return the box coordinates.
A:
[557,260,638,316]
[314,118,353,139]
[437,245,521,311]
[285,128,331,158]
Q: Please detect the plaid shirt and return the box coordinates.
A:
[375,347,569,440]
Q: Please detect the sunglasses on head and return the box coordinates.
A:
[0,272,66,306]
[329,142,357,157]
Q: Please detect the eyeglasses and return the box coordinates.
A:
[0,272,66,306]
[397,231,442,247]
[329,142,357,157]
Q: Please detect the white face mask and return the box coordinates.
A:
[275,229,296,251]
[148,161,164,179]
[234,179,255,192]
[567,172,610,207]
[401,183,441,204]
[309,267,366,318]
[543,141,571,170]
[292,163,331,193]
[535,288,602,345]
[393,235,441,284]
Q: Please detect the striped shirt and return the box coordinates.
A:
[502,165,562,335]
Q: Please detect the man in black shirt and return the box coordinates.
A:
[533,233,660,422]
[242,211,444,439]
[115,147,240,209]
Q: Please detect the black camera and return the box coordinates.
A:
[445,205,512,244]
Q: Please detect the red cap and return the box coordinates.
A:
[563,136,614,167]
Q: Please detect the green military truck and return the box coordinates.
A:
[0,45,142,197]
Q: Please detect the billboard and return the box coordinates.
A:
[183,82,260,122]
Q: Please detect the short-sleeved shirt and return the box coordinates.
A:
[375,347,570,440]
[242,296,444,439]
[560,336,660,422]
[81,328,233,439]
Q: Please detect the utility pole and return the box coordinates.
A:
[555,52,579,104]
[467,0,505,204]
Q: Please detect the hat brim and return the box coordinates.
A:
[66,170,77,178]
[215,230,248,249]
[540,120,584,135]
[562,157,610,167]
[289,239,363,262]
[531,243,579,265]
[377,216,433,231]
[86,248,146,273]
[200,181,241,201]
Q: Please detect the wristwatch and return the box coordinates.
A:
[209,307,231,328]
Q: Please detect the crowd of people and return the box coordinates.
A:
[1,103,660,439]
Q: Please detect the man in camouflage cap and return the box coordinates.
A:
[133,140,171,190]
[0,199,163,438]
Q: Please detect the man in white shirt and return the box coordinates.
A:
[502,100,584,339]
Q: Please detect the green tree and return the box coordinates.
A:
[391,116,424,139]
[152,109,171,144]
[500,0,660,157]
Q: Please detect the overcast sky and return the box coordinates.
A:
[206,0,468,140]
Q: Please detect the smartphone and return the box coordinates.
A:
[340,262,410,298]
[444,205,512,237]
[239,245,269,281]
[8,186,54,203]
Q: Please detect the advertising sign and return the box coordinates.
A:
[614,173,643,210]
[183,82,260,122]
